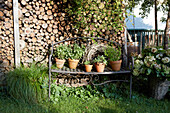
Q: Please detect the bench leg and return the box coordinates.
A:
[130,74,132,99]
[49,71,51,100]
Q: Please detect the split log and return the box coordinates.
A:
[43,15,48,20]
[39,7,44,12]
[5,22,11,29]
[5,1,12,9]
[22,8,27,14]
[47,27,52,32]
[21,0,27,6]
[42,23,48,29]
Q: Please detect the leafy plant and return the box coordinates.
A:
[50,82,66,104]
[84,61,91,65]
[67,44,85,60]
[6,63,49,104]
[50,84,101,103]
[133,47,170,78]
[104,46,121,61]
[93,55,107,65]
[54,44,68,60]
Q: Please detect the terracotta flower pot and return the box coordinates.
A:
[68,59,79,69]
[85,65,93,72]
[55,58,65,69]
[94,63,105,72]
[110,60,122,71]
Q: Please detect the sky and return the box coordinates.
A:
[126,2,166,30]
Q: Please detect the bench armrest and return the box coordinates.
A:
[49,41,54,71]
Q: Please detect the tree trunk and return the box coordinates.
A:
[149,76,170,100]
[164,1,170,50]
[155,0,158,46]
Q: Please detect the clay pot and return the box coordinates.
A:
[55,58,65,69]
[85,65,93,72]
[110,60,122,71]
[94,63,105,72]
[68,59,79,69]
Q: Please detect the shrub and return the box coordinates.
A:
[50,83,101,103]
[133,47,170,78]
[6,63,49,103]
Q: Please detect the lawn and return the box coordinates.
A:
[0,92,170,113]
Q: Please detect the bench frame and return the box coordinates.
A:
[49,37,134,99]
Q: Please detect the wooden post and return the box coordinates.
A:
[124,27,128,68]
[13,0,20,67]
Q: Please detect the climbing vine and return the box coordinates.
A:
[66,0,125,37]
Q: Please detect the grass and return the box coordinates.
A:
[0,92,170,113]
[6,63,48,104]
[2,64,170,113]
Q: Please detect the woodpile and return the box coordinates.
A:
[0,0,14,78]
[0,0,125,80]
[18,0,76,65]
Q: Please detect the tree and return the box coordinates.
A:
[125,0,169,49]
[164,1,170,50]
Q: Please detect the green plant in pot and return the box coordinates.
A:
[104,46,122,71]
[84,61,93,72]
[94,55,107,72]
[54,45,68,69]
[67,44,85,69]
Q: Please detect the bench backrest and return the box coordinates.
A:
[49,37,128,69]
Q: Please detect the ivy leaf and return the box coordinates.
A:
[156,71,160,77]
[161,72,165,77]
[146,68,152,75]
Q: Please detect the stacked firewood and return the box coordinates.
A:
[18,0,75,65]
[0,0,14,75]
[0,0,125,72]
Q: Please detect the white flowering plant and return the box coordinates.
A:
[133,47,170,78]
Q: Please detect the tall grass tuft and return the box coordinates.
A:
[6,63,49,104]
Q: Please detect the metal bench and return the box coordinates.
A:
[49,37,134,99]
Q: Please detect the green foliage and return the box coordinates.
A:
[139,0,169,20]
[1,91,170,113]
[50,84,101,104]
[6,63,49,104]
[94,55,107,65]
[54,44,85,60]
[104,46,121,61]
[126,0,169,22]
[50,82,66,104]
[133,47,170,78]
[67,44,85,60]
[0,96,50,113]
[66,0,125,36]
[54,44,68,60]
[84,61,91,65]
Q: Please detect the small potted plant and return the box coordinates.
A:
[54,44,68,69]
[67,44,85,69]
[104,46,122,71]
[84,61,93,72]
[93,55,107,72]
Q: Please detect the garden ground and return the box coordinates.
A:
[0,91,170,113]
